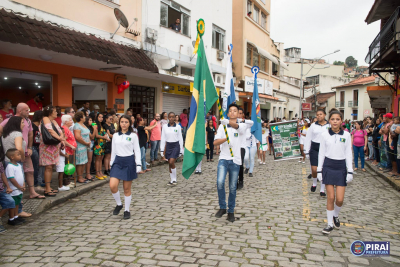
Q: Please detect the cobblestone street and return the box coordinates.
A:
[1,155,400,267]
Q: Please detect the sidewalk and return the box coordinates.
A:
[365,159,400,191]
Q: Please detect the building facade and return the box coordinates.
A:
[0,0,157,113]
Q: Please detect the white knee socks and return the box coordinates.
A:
[125,195,132,212]
[112,191,122,206]
[334,203,342,217]
[320,183,325,193]
[327,210,334,227]
[312,178,317,187]
[171,168,177,182]
[196,162,202,172]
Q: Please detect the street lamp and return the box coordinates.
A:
[298,49,340,118]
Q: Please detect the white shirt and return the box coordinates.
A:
[110,131,141,167]
[304,120,331,154]
[78,107,90,114]
[246,129,259,147]
[300,127,308,144]
[160,123,184,153]
[317,129,353,173]
[239,119,254,148]
[215,123,246,165]
[261,127,269,145]
[6,163,25,197]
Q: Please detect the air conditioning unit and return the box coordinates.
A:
[217,51,224,60]
[153,29,158,41]
[214,74,224,86]
[146,27,158,40]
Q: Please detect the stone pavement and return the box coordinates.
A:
[1,154,400,267]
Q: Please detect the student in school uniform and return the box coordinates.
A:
[304,108,330,196]
[237,108,254,190]
[260,122,269,165]
[214,103,247,222]
[317,109,353,234]
[109,115,142,220]
[160,112,184,186]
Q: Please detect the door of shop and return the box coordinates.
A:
[129,85,155,121]
[162,93,190,116]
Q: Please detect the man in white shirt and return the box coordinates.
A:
[237,108,253,189]
[78,101,90,114]
[214,103,247,222]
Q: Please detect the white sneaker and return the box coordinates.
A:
[262,162,266,165]
[146,162,150,166]
[259,161,263,165]
[302,161,306,164]
[58,186,70,192]
[298,160,302,163]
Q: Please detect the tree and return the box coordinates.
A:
[345,56,357,67]
[333,61,345,66]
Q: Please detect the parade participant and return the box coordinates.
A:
[237,108,253,190]
[160,112,183,186]
[214,103,246,222]
[317,109,353,234]
[206,119,216,162]
[195,161,202,175]
[299,119,310,164]
[260,122,269,164]
[244,129,258,177]
[304,108,330,196]
[109,115,141,220]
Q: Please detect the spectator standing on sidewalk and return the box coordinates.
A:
[206,119,216,162]
[103,114,115,176]
[93,113,110,179]
[31,111,45,188]
[0,161,15,232]
[137,118,157,173]
[84,116,95,180]
[180,109,188,141]
[149,114,161,164]
[74,111,91,182]
[351,121,367,172]
[0,99,14,120]
[372,119,382,166]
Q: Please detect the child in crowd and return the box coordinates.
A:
[0,161,15,232]
[57,146,70,191]
[5,149,26,226]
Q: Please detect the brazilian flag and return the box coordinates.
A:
[182,37,218,179]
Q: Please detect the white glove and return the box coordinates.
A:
[228,142,234,149]
[160,151,164,157]
[346,173,353,183]
[136,166,142,173]
[221,119,229,126]
[306,154,309,159]
[317,172,322,182]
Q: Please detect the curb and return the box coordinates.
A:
[365,161,400,191]
[33,179,108,215]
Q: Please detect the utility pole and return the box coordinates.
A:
[298,58,304,118]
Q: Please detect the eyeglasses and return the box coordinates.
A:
[69,111,76,114]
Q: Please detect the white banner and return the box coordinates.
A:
[245,76,265,94]
[264,80,273,96]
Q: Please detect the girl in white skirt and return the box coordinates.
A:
[317,109,353,234]
[161,112,184,186]
[109,115,142,220]
[260,122,269,164]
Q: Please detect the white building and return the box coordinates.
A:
[332,76,375,120]
[128,0,232,116]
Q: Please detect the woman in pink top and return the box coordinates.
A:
[351,121,367,172]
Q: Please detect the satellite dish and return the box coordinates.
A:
[111,8,129,39]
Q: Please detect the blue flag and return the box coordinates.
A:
[250,66,262,142]
[222,44,236,118]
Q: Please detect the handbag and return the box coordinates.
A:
[41,120,61,146]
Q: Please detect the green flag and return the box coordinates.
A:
[182,38,218,179]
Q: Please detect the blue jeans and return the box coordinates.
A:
[217,159,240,213]
[31,146,44,186]
[353,145,365,169]
[244,146,257,173]
[384,141,392,169]
[3,161,23,213]
[182,126,187,141]
[150,140,160,161]
[368,141,374,159]
[140,146,147,171]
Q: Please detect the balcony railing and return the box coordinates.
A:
[336,101,345,108]
[365,7,400,64]
[348,100,358,107]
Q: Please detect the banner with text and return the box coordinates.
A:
[270,120,302,161]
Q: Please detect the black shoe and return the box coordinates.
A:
[322,225,334,234]
[167,182,175,186]
[244,168,249,174]
[198,171,202,175]
[310,186,316,192]
[123,211,131,220]
[195,171,199,174]
[173,181,177,185]
[320,192,326,197]
[113,205,123,215]
[14,217,25,223]
[249,173,253,177]
[104,170,110,176]
[215,209,227,218]
[333,216,340,229]
[7,219,22,226]
[307,174,312,179]
[237,181,243,190]
[227,213,235,222]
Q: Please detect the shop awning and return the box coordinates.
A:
[367,85,394,109]
[246,40,279,65]
[0,9,158,73]
[239,91,280,101]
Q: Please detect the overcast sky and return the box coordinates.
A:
[270,0,380,66]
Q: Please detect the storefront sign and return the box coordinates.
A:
[270,120,302,161]
[364,110,370,117]
[302,103,312,111]
[265,80,273,96]
[245,76,265,94]
[162,82,191,96]
[259,98,266,104]
[115,99,124,110]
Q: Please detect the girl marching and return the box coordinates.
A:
[259,122,269,164]
[109,115,142,220]
[304,109,330,196]
[317,109,353,234]
[161,112,184,186]
[299,118,310,164]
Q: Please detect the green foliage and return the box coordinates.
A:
[345,56,357,67]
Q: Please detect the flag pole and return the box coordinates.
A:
[217,98,233,157]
